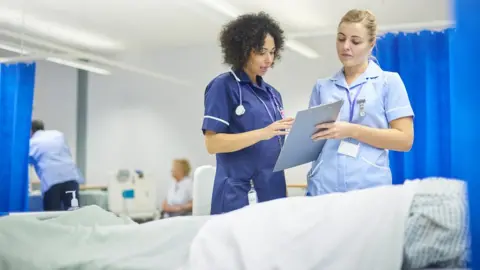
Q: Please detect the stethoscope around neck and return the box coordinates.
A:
[229,70,281,121]
[230,70,247,116]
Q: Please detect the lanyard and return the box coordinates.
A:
[249,86,283,122]
[266,89,283,121]
[347,85,363,123]
[270,90,285,119]
[248,86,283,146]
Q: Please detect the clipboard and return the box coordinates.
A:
[273,100,344,172]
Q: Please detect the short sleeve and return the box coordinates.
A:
[308,80,322,108]
[384,72,414,122]
[202,78,232,134]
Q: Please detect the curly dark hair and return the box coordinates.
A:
[219,12,285,70]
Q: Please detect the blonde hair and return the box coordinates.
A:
[339,9,377,43]
[174,159,191,176]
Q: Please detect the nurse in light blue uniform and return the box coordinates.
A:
[29,119,84,210]
[307,9,415,196]
[202,12,294,214]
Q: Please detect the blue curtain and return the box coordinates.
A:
[374,29,455,184]
[375,15,480,267]
[0,63,36,213]
[452,0,480,269]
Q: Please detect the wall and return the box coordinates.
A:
[32,61,78,158]
[86,69,209,201]
[86,42,341,202]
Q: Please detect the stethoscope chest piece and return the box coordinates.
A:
[235,104,246,116]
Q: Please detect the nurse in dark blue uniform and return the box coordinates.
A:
[202,12,294,215]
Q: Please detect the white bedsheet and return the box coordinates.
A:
[0,206,209,270]
[0,181,421,270]
[182,181,421,270]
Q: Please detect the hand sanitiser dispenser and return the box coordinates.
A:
[65,191,80,210]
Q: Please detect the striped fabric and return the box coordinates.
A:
[402,178,470,269]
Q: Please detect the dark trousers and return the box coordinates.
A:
[43,180,80,211]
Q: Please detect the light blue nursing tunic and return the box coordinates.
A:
[307,61,414,196]
[29,130,84,194]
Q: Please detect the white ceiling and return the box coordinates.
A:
[0,0,451,82]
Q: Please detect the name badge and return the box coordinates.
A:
[247,179,258,205]
[248,190,258,205]
[338,140,359,158]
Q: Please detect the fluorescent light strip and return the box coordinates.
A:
[0,55,48,64]
[196,0,320,59]
[0,43,28,54]
[0,7,122,50]
[0,43,110,75]
[46,57,111,75]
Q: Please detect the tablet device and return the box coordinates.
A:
[273,100,344,172]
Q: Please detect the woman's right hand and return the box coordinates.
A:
[260,117,294,140]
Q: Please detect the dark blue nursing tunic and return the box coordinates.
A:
[202,70,287,215]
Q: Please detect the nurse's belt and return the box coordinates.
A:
[273,100,344,172]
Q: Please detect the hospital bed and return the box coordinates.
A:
[0,178,469,270]
[193,171,471,269]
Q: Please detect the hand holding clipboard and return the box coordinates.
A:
[273,100,344,172]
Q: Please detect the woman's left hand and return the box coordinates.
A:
[311,121,356,141]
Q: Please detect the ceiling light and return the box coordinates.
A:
[46,57,110,75]
[0,42,110,75]
[0,43,28,54]
[0,55,47,64]
[0,7,122,50]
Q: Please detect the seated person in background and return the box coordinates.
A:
[29,119,84,211]
[162,159,193,218]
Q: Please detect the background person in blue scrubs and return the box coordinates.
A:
[29,120,85,211]
[307,9,414,196]
[202,12,294,214]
